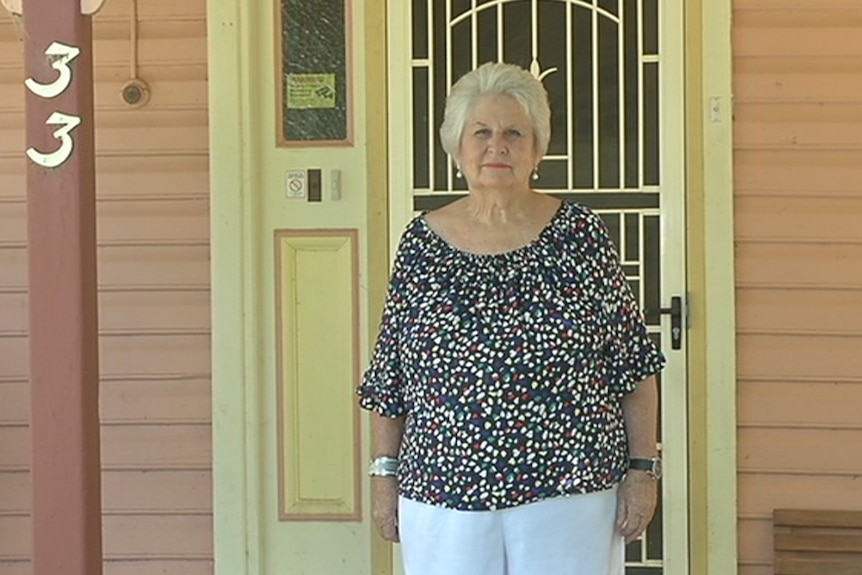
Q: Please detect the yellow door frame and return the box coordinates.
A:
[206,0,736,573]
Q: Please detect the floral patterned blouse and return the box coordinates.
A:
[358,201,665,511]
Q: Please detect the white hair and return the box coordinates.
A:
[439,62,551,159]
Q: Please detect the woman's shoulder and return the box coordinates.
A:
[556,200,606,236]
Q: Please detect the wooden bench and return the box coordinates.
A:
[774,509,862,575]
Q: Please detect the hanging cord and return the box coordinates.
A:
[129,0,138,80]
[121,0,150,107]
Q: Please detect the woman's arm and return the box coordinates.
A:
[621,375,658,460]
[371,412,405,542]
[616,375,659,542]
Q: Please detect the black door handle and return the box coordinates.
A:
[646,296,683,350]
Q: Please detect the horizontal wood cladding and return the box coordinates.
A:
[0,561,214,575]
[736,242,862,286]
[735,195,862,243]
[0,197,210,244]
[737,288,862,335]
[0,514,213,558]
[0,424,211,471]
[0,0,212,571]
[738,427,862,475]
[0,470,212,515]
[0,156,210,202]
[740,474,862,520]
[737,334,862,380]
[0,333,211,379]
[735,1,862,574]
[735,150,862,196]
[738,379,862,429]
[735,103,862,149]
[0,290,210,334]
[0,378,212,425]
[0,244,210,290]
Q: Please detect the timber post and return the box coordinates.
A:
[2,0,107,572]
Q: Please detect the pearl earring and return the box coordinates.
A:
[532,167,539,181]
[456,168,463,179]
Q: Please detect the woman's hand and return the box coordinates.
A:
[372,477,400,542]
[615,471,658,543]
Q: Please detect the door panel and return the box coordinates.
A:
[388,0,687,572]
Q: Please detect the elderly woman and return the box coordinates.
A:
[358,62,665,575]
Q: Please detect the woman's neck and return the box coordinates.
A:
[463,188,538,224]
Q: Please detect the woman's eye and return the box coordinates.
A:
[475,128,491,136]
[506,129,522,137]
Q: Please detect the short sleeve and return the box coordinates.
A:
[356,231,411,417]
[587,213,666,395]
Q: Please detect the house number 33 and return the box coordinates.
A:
[25,41,83,169]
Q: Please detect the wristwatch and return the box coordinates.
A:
[367,456,399,477]
[629,457,662,480]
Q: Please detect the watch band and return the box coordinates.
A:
[629,457,662,480]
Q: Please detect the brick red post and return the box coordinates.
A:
[22,0,103,573]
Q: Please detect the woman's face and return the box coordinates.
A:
[456,94,540,193]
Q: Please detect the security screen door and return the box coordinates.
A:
[387,1,688,573]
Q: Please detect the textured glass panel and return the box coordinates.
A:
[452,18,473,81]
[533,160,567,191]
[643,62,659,186]
[476,5,499,64]
[622,264,639,277]
[625,539,642,562]
[627,279,640,303]
[281,0,348,142]
[413,67,430,189]
[572,7,594,189]
[433,2,448,190]
[623,0,640,189]
[643,0,659,55]
[413,0,429,59]
[539,1,568,156]
[503,1,532,68]
[598,212,622,254]
[598,0,619,17]
[647,477,664,560]
[643,215,660,326]
[624,212,640,261]
[452,0,471,18]
[598,17,620,189]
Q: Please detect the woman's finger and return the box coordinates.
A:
[615,494,629,530]
[374,512,400,542]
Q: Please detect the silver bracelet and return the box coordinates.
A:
[367,456,399,477]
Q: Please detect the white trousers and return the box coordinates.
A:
[398,488,624,575]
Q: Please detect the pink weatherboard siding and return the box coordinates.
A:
[0,0,213,573]
[734,0,862,574]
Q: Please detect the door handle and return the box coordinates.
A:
[646,296,683,350]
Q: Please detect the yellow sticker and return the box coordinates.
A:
[286,73,337,109]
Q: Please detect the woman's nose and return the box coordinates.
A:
[487,133,508,154]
